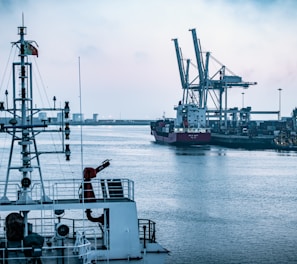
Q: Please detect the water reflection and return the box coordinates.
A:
[172,145,210,156]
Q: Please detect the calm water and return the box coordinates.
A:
[1,125,297,263]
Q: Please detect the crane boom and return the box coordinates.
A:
[189,28,204,87]
[189,28,206,108]
[172,38,186,89]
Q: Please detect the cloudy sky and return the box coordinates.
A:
[0,0,296,120]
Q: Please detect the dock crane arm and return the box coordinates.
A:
[189,28,204,87]
[172,38,187,90]
[189,28,206,108]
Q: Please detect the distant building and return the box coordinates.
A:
[73,113,84,122]
[93,113,98,122]
[38,112,47,121]
[57,113,63,122]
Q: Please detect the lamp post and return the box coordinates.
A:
[241,92,245,108]
[278,88,282,121]
[5,90,8,109]
[53,96,56,110]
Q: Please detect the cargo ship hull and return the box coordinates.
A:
[211,133,274,149]
[151,124,211,145]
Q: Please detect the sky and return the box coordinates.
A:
[0,0,296,120]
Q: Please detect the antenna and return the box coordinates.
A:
[22,12,24,26]
[78,57,84,175]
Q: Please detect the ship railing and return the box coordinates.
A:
[138,219,156,243]
[0,241,92,264]
[0,218,104,263]
[31,217,104,240]
[0,178,134,203]
[0,216,104,242]
[0,182,19,201]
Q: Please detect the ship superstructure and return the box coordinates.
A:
[151,29,213,145]
[0,22,168,263]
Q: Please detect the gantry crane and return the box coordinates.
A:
[172,28,257,130]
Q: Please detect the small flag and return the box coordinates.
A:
[24,42,38,57]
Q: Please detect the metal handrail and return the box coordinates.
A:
[138,219,156,243]
[0,178,134,202]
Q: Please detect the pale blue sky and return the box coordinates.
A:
[0,0,296,120]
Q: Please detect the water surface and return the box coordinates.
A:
[1,125,297,263]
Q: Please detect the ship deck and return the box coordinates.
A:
[0,178,134,211]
